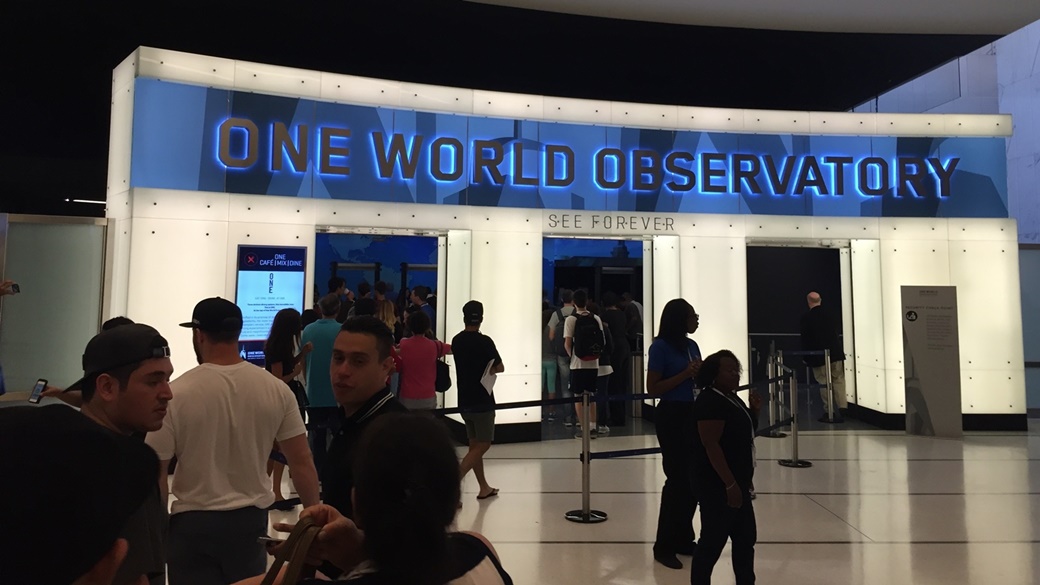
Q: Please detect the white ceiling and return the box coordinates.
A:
[467,0,1040,34]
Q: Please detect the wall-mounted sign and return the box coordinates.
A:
[235,245,307,365]
[130,78,1009,219]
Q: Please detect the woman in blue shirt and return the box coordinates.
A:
[646,298,702,570]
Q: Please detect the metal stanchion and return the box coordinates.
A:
[824,348,835,422]
[565,391,608,523]
[779,370,812,468]
[764,354,786,438]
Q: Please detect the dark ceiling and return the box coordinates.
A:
[0,1,996,216]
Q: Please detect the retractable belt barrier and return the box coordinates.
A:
[777,349,842,423]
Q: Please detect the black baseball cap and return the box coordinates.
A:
[463,300,484,325]
[67,323,171,392]
[179,297,243,332]
[0,405,159,584]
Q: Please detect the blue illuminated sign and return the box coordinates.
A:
[129,78,1009,218]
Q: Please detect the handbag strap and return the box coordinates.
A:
[260,516,320,585]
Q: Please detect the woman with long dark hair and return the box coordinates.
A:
[238,413,512,585]
[264,308,312,505]
[690,350,760,585]
[397,310,451,410]
[646,298,702,570]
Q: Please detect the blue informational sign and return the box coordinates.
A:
[235,245,307,365]
[130,78,1009,219]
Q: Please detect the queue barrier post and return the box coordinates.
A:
[565,391,607,524]
[765,354,787,438]
[778,367,812,468]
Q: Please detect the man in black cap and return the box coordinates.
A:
[451,300,504,500]
[0,404,159,585]
[70,323,175,585]
[146,297,320,585]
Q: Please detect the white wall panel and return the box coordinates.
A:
[469,231,541,424]
[875,113,951,137]
[399,82,474,114]
[676,106,746,132]
[949,241,1025,411]
[137,47,235,88]
[228,195,317,226]
[947,217,1017,241]
[610,101,678,130]
[473,90,545,120]
[112,51,138,96]
[880,217,949,240]
[809,112,877,136]
[688,214,746,238]
[811,216,880,240]
[851,239,886,410]
[107,76,135,208]
[943,114,1011,136]
[743,109,811,135]
[652,235,682,342]
[880,240,951,411]
[839,248,857,405]
[320,72,402,107]
[541,96,613,125]
[233,61,322,99]
[103,218,132,319]
[680,237,749,379]
[131,189,230,222]
[126,218,230,379]
[962,371,1024,414]
[745,215,813,239]
[442,230,473,415]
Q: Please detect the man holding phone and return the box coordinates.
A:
[69,323,177,585]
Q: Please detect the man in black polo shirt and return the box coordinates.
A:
[322,316,407,517]
[451,300,505,500]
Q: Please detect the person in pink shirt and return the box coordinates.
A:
[397,311,451,410]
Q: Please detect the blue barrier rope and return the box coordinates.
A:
[583,416,795,462]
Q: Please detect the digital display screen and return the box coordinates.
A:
[235,246,307,365]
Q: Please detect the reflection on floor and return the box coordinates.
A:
[264,421,1040,585]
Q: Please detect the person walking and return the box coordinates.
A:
[264,308,312,506]
[646,299,702,570]
[302,294,344,474]
[397,310,452,410]
[800,291,847,422]
[541,302,559,422]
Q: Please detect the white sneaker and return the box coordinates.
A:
[597,425,610,434]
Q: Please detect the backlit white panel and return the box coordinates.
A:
[443,230,473,415]
[688,214,746,238]
[809,112,878,136]
[947,217,1017,241]
[320,72,402,107]
[473,90,545,120]
[469,230,541,424]
[962,370,1024,413]
[880,217,949,240]
[107,78,134,206]
[876,113,950,137]
[745,215,812,239]
[811,216,880,240]
[743,109,811,135]
[839,248,857,405]
[676,106,746,132]
[610,101,679,129]
[104,218,132,319]
[126,218,229,378]
[950,241,1025,411]
[228,195,317,226]
[399,82,474,114]
[885,369,907,412]
[541,96,613,125]
[642,239,655,408]
[480,206,541,233]
[680,237,749,378]
[132,189,230,222]
[224,221,317,299]
[880,240,951,410]
[436,237,448,341]
[652,235,681,341]
[943,114,1012,137]
[107,190,132,221]
[851,239,886,410]
[137,47,235,88]
[233,61,322,99]
[112,51,137,93]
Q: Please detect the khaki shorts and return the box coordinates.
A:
[462,411,496,443]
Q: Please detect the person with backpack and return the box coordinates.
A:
[547,289,577,426]
[563,290,607,438]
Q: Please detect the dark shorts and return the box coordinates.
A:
[462,411,496,443]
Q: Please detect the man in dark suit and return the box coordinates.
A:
[800,292,847,422]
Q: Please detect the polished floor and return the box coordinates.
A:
[262,420,1040,585]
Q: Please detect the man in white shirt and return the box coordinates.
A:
[564,289,607,438]
[146,297,320,585]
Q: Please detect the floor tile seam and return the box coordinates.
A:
[459,490,1040,495]
[493,539,1040,545]
[483,457,1040,461]
[803,494,876,542]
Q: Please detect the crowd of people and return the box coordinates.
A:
[1,272,813,585]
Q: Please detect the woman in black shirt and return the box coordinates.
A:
[264,308,311,506]
[690,350,761,585]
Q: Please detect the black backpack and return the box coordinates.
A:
[572,312,605,362]
[553,308,570,358]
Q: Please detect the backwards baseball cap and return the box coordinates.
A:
[179,297,243,333]
[67,323,171,393]
[0,405,159,584]
[463,300,484,325]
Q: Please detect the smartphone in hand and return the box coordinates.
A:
[28,379,47,404]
